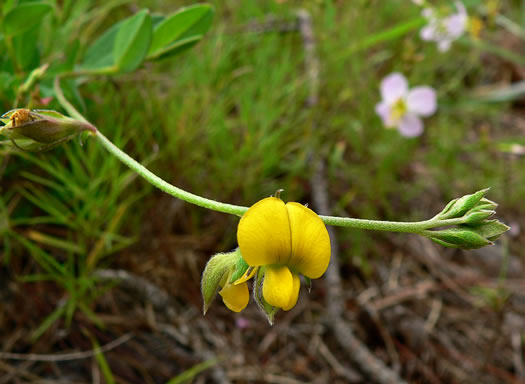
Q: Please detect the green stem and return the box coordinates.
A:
[5,36,21,74]
[59,66,118,79]
[53,75,459,234]
[96,131,248,216]
[96,131,461,232]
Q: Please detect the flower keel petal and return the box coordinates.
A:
[263,265,293,309]
[220,282,249,312]
[282,272,300,311]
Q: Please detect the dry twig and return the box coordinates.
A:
[296,8,408,384]
[0,333,132,362]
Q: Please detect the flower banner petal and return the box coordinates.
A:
[238,197,292,266]
[286,202,331,279]
[263,265,293,309]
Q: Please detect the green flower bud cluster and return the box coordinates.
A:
[424,189,509,249]
[0,109,96,151]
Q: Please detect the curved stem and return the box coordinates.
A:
[53,75,455,234]
[59,66,118,79]
[97,130,450,232]
[54,76,87,122]
[96,131,248,216]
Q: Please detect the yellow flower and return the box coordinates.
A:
[234,197,331,311]
[201,249,249,314]
[219,279,249,312]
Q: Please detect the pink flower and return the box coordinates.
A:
[420,2,468,52]
[40,97,53,106]
[375,73,437,137]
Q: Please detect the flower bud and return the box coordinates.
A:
[425,217,510,249]
[425,227,493,249]
[466,220,510,242]
[462,209,495,224]
[0,109,96,151]
[201,250,239,314]
[438,188,490,220]
[477,198,498,211]
[200,248,254,314]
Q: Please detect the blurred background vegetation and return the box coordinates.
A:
[0,0,524,383]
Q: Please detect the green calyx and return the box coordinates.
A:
[0,109,96,151]
[201,248,247,314]
[252,267,279,325]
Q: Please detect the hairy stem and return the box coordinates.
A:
[96,131,248,216]
[54,75,460,234]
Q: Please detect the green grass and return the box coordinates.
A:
[1,0,524,338]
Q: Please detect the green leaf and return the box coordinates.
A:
[26,230,85,254]
[147,4,214,61]
[2,0,16,15]
[78,302,104,328]
[166,359,218,384]
[12,24,40,71]
[82,21,123,70]
[89,337,116,384]
[3,2,52,37]
[147,35,202,61]
[32,303,66,340]
[113,9,152,73]
[344,17,425,57]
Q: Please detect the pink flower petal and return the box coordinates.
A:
[406,86,437,117]
[446,13,467,37]
[438,39,452,52]
[375,101,394,127]
[398,114,423,137]
[420,25,435,41]
[380,73,408,104]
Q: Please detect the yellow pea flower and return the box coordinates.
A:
[219,279,249,312]
[201,249,249,314]
[236,197,331,311]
